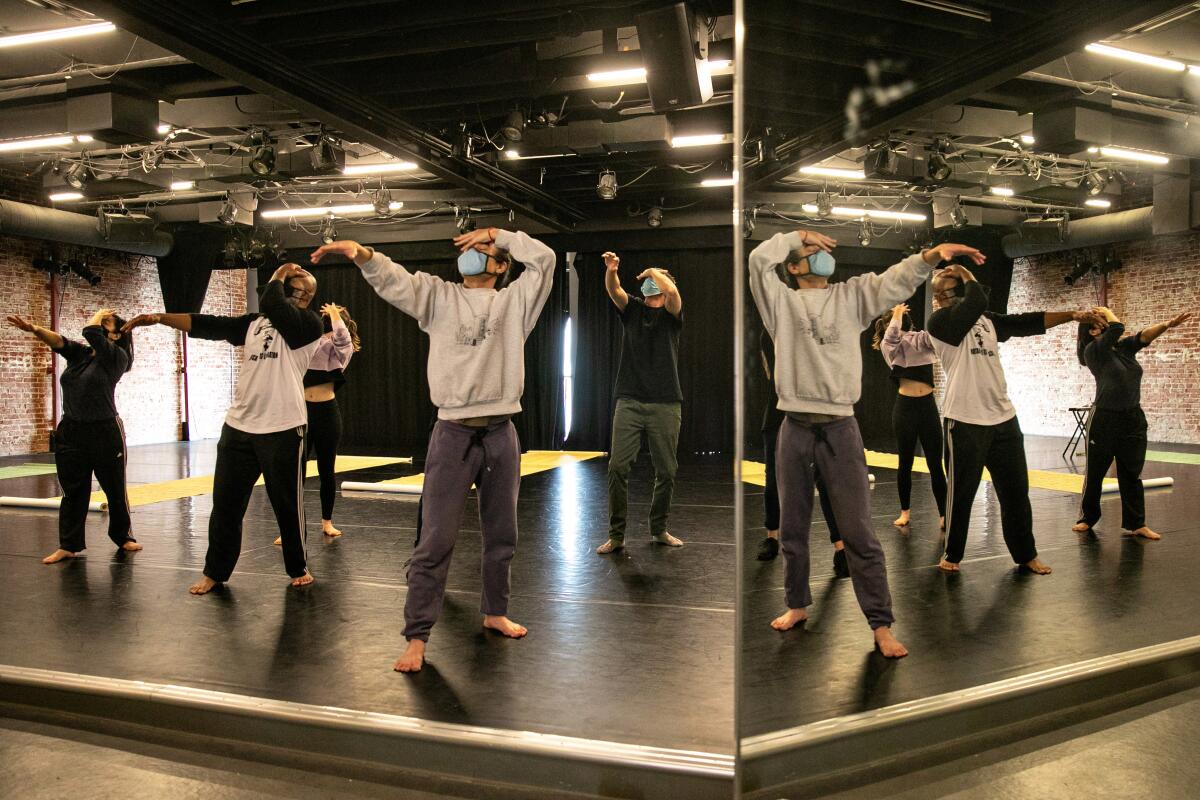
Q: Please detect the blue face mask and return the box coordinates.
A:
[457,249,488,276]
[807,250,836,277]
[640,277,662,297]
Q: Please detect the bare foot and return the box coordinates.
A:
[322,521,342,537]
[121,541,143,552]
[272,536,282,546]
[595,538,624,554]
[652,531,683,547]
[42,549,76,564]
[1022,558,1052,575]
[1131,526,1161,540]
[290,571,314,587]
[393,639,426,673]
[874,626,909,658]
[939,516,946,531]
[483,615,528,638]
[771,608,808,631]
[1072,521,1092,533]
[189,576,219,595]
[892,510,910,528]
[937,557,960,572]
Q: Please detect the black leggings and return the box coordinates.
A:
[1078,407,1147,530]
[892,393,947,516]
[55,417,135,553]
[764,419,841,542]
[306,398,342,520]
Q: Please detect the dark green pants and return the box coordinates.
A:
[607,398,681,541]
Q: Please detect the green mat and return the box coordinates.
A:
[0,463,59,480]
[1146,450,1200,466]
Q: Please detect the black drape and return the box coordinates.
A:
[158,223,221,313]
[566,248,734,459]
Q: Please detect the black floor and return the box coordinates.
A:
[741,434,1200,737]
[0,444,734,753]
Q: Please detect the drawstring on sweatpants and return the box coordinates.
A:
[812,423,837,458]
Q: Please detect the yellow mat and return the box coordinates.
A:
[91,455,411,508]
[742,452,1117,495]
[376,450,606,489]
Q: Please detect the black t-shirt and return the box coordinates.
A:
[889,362,935,388]
[1084,322,1147,410]
[54,325,130,422]
[614,298,683,403]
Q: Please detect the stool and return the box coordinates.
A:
[1064,406,1091,460]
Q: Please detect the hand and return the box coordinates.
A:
[6,314,36,333]
[88,308,115,327]
[121,313,162,333]
[310,240,364,264]
[938,263,977,284]
[891,303,909,320]
[452,227,497,254]
[320,303,344,318]
[797,230,836,256]
[271,263,309,283]
[635,268,658,281]
[1072,310,1104,327]
[1167,311,1192,328]
[925,244,986,267]
[602,251,620,271]
[1091,306,1119,323]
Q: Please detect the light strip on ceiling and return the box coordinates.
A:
[260,202,405,219]
[670,133,732,148]
[341,161,418,176]
[0,135,85,152]
[1085,198,1112,208]
[801,204,928,222]
[0,21,116,49]
[169,181,196,191]
[798,165,866,179]
[700,177,736,187]
[1084,42,1186,72]
[587,59,734,85]
[48,192,84,202]
[1098,146,1170,164]
[990,186,1014,197]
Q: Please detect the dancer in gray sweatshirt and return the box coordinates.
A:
[749,228,985,658]
[310,228,555,673]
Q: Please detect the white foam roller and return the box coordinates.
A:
[340,481,423,495]
[1101,476,1173,494]
[0,496,107,512]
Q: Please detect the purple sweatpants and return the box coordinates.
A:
[403,419,521,642]
[777,415,895,629]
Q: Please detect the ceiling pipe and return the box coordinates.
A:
[0,56,191,91]
[0,199,173,257]
[1001,205,1152,257]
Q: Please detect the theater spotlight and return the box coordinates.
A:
[221,237,241,269]
[950,196,968,229]
[67,257,101,287]
[1064,253,1093,286]
[248,134,275,176]
[1085,167,1109,196]
[373,188,393,217]
[596,170,618,200]
[310,133,344,174]
[500,109,525,143]
[217,195,238,226]
[63,161,88,190]
[858,220,871,247]
[742,208,756,239]
[816,192,833,219]
[319,216,336,244]
[647,206,663,228]
[926,138,952,182]
[456,211,477,234]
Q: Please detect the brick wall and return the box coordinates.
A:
[1002,230,1200,444]
[0,230,246,455]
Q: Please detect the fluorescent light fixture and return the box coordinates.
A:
[1191,66,1200,76]
[1085,198,1112,208]
[0,135,75,152]
[157,124,172,135]
[48,192,84,202]
[1098,146,1170,164]
[1019,134,1035,145]
[341,161,418,175]
[801,204,928,222]
[260,201,405,219]
[75,134,94,143]
[798,165,866,179]
[707,59,732,70]
[700,177,736,187]
[587,67,647,84]
[170,180,196,191]
[503,150,569,160]
[0,21,116,49]
[671,133,731,148]
[1084,42,1185,72]
[1087,146,1099,153]
[990,186,1015,197]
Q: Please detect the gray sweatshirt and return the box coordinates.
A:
[359,229,555,420]
[749,231,931,416]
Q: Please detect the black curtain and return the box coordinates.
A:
[566,248,734,460]
[158,223,221,312]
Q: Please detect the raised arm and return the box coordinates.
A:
[1138,310,1191,346]
[881,306,934,367]
[927,264,988,345]
[80,309,128,375]
[259,264,322,349]
[7,314,66,350]
[313,240,442,329]
[638,267,682,316]
[603,251,629,312]
[854,244,982,326]
[322,304,354,368]
[124,310,263,347]
[748,230,837,335]
[480,227,556,335]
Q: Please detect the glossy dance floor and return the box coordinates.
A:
[741,435,1200,738]
[0,442,734,753]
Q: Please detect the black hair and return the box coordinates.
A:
[1076,321,1095,366]
[871,310,913,350]
[492,246,516,290]
[109,314,134,370]
[774,262,800,290]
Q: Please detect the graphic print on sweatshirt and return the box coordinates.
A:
[798,314,840,346]
[969,319,997,358]
[455,315,499,347]
[249,318,279,362]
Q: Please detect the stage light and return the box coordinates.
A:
[990,186,1014,197]
[1098,146,1169,165]
[217,196,238,226]
[259,202,404,220]
[341,161,417,175]
[309,134,344,174]
[798,165,865,179]
[170,180,195,191]
[1064,254,1092,286]
[1084,43,1185,72]
[157,124,172,135]
[699,177,735,187]
[222,238,241,269]
[0,21,115,49]
[373,188,393,217]
[1020,134,1035,145]
[816,192,833,218]
[319,217,336,244]
[800,204,928,222]
[48,192,84,202]
[1085,198,1111,208]
[858,221,871,247]
[500,109,525,142]
[596,170,618,200]
[647,206,663,228]
[456,211,476,234]
[586,67,648,84]
[67,258,101,287]
[670,133,730,148]
[0,135,75,152]
[1085,169,1109,195]
[248,135,275,176]
[926,139,952,182]
[950,196,968,229]
[63,162,88,190]
[742,209,756,239]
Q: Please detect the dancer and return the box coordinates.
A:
[1073,306,1190,540]
[7,309,140,564]
[310,227,554,673]
[750,227,982,658]
[123,263,323,592]
[757,328,847,579]
[273,302,360,545]
[872,302,947,529]
[926,263,1099,573]
[596,251,685,554]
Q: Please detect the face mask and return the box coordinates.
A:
[640,277,662,297]
[457,249,488,276]
[807,250,836,277]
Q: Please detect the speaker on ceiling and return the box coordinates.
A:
[635,3,714,113]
